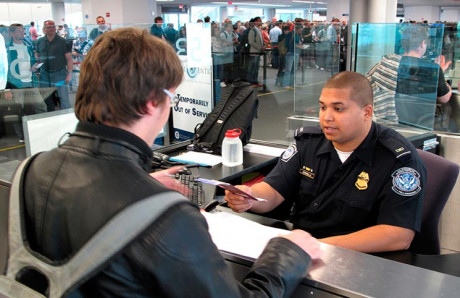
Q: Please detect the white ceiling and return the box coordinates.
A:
[0,0,459,9]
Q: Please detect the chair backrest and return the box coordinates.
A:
[409,149,459,254]
[0,180,10,274]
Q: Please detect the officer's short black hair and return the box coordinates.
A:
[323,71,373,107]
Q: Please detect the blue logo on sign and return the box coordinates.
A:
[391,167,421,197]
[187,67,198,78]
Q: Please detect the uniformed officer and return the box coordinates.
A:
[225,71,426,253]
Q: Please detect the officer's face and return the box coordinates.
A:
[319,87,373,152]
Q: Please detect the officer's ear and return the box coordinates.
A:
[363,104,373,120]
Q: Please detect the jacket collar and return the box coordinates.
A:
[62,122,153,171]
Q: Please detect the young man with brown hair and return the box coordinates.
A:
[20,27,322,296]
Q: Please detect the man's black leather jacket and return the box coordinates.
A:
[22,121,312,297]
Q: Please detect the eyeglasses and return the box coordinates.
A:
[163,89,180,107]
[45,25,56,29]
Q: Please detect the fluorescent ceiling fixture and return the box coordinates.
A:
[157,0,174,2]
[293,0,326,3]
[211,2,290,7]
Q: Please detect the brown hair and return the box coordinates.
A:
[323,71,373,107]
[75,27,183,126]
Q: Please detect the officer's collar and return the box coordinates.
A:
[316,122,376,167]
[351,123,377,166]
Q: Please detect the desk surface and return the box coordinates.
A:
[216,207,460,298]
[167,148,279,205]
[189,150,278,182]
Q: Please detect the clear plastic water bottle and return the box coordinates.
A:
[222,129,243,167]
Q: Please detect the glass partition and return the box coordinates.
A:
[0,19,346,180]
[352,22,453,131]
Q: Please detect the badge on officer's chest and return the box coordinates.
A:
[299,166,315,179]
[355,171,369,190]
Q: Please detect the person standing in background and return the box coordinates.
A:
[89,16,110,41]
[29,22,38,41]
[248,16,264,88]
[6,24,47,141]
[269,21,282,69]
[220,21,237,87]
[150,16,166,40]
[36,20,73,111]
[164,23,178,46]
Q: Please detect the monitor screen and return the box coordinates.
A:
[23,108,78,156]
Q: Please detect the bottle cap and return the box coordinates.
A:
[225,128,242,138]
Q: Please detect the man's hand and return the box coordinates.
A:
[225,185,254,213]
[150,166,191,196]
[65,72,72,84]
[435,55,452,72]
[281,230,324,260]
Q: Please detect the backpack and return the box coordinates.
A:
[191,81,258,153]
[278,37,287,56]
[278,32,293,56]
[0,156,185,297]
[239,28,254,55]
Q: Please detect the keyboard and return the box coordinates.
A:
[174,174,207,208]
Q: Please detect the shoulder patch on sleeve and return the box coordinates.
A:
[392,167,422,196]
[294,126,322,140]
[281,144,298,162]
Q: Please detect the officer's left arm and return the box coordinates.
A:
[319,224,414,253]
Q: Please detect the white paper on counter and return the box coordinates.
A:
[169,151,222,166]
[201,211,290,259]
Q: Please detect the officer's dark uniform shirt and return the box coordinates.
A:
[264,122,426,239]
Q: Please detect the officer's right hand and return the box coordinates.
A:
[281,230,324,260]
[225,185,254,213]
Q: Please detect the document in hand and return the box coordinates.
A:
[195,178,267,202]
[201,211,290,259]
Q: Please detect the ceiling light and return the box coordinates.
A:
[211,2,290,7]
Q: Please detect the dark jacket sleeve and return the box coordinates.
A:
[128,202,311,297]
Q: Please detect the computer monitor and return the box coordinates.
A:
[23,108,167,156]
[23,109,78,156]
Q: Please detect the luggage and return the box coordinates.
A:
[191,81,259,153]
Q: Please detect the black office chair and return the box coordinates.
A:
[408,149,459,255]
[0,180,11,274]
